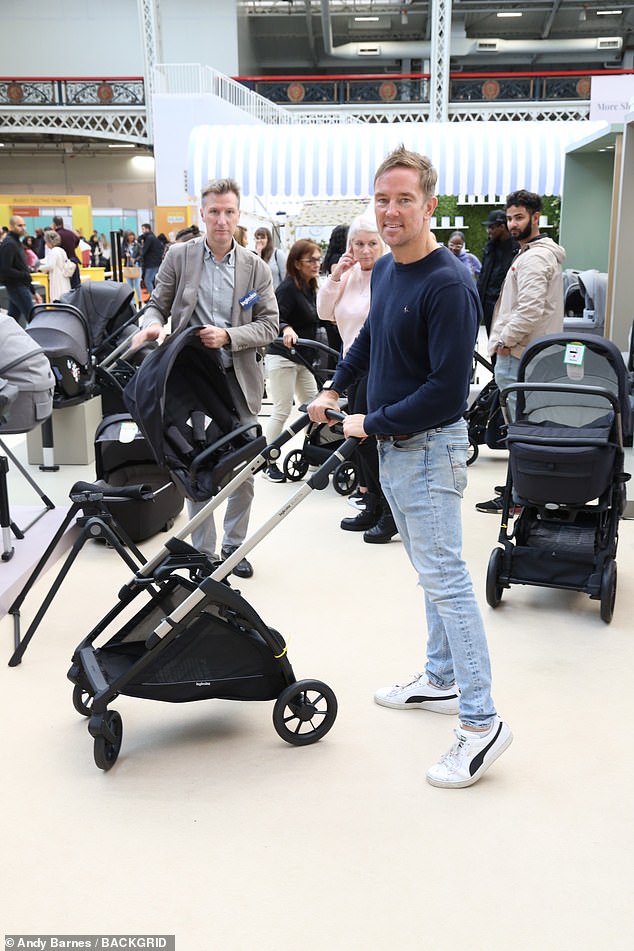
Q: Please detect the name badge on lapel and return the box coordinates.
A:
[239,289,260,310]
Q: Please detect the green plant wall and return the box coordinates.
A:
[434,195,561,261]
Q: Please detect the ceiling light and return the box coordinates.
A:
[354,16,380,21]
[596,9,622,14]
[496,11,523,17]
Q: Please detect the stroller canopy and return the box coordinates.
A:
[60,280,136,355]
[27,307,91,366]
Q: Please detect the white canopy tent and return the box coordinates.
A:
[187,121,607,207]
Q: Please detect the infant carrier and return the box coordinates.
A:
[26,281,138,407]
[0,313,54,434]
[0,314,55,560]
[279,337,358,494]
[61,342,357,769]
[485,333,631,623]
[563,269,607,336]
[94,413,185,542]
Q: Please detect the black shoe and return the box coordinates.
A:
[221,546,254,578]
[363,511,398,544]
[475,495,522,517]
[340,494,380,532]
[263,463,285,483]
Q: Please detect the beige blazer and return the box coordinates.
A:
[142,237,279,414]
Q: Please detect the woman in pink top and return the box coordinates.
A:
[317,215,397,543]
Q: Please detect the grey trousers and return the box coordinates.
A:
[186,368,257,559]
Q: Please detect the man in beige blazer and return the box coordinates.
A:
[132,178,279,577]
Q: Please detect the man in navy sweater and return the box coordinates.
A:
[308,146,512,788]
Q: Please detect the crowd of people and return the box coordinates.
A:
[124,154,568,790]
[2,160,569,789]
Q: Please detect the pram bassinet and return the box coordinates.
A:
[486,333,631,623]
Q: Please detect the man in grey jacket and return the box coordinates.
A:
[476,190,565,514]
[132,178,279,575]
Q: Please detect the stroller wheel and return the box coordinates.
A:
[332,461,358,496]
[273,679,338,746]
[283,450,309,482]
[72,683,94,718]
[486,547,505,608]
[599,559,617,624]
[467,438,479,466]
[91,710,123,771]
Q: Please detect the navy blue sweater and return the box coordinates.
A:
[331,246,481,436]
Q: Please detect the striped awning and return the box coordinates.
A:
[188,120,606,203]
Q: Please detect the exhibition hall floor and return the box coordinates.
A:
[2,419,633,951]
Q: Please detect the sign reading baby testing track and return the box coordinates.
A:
[5,939,175,950]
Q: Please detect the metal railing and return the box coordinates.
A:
[153,63,299,124]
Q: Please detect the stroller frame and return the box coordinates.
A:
[485,334,630,624]
[62,409,357,770]
[464,350,506,467]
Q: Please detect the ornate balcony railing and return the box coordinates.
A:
[237,69,609,120]
[0,77,145,107]
[0,77,149,144]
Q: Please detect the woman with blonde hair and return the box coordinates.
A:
[38,229,73,301]
[317,214,397,543]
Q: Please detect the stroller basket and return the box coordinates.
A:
[90,576,288,703]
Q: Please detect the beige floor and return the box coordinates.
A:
[2,415,634,951]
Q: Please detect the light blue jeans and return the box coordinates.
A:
[494,353,521,420]
[378,419,496,727]
[126,276,143,308]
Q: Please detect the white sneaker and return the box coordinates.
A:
[374,673,459,715]
[426,716,513,788]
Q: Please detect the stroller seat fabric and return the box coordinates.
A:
[124,328,266,502]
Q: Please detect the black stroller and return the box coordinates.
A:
[485,333,631,624]
[280,337,358,494]
[464,351,506,466]
[63,329,357,770]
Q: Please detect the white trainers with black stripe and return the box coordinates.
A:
[374,673,459,715]
[426,716,513,788]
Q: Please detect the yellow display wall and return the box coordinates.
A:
[154,205,197,239]
[0,194,93,237]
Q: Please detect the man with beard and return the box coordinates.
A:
[476,190,565,514]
